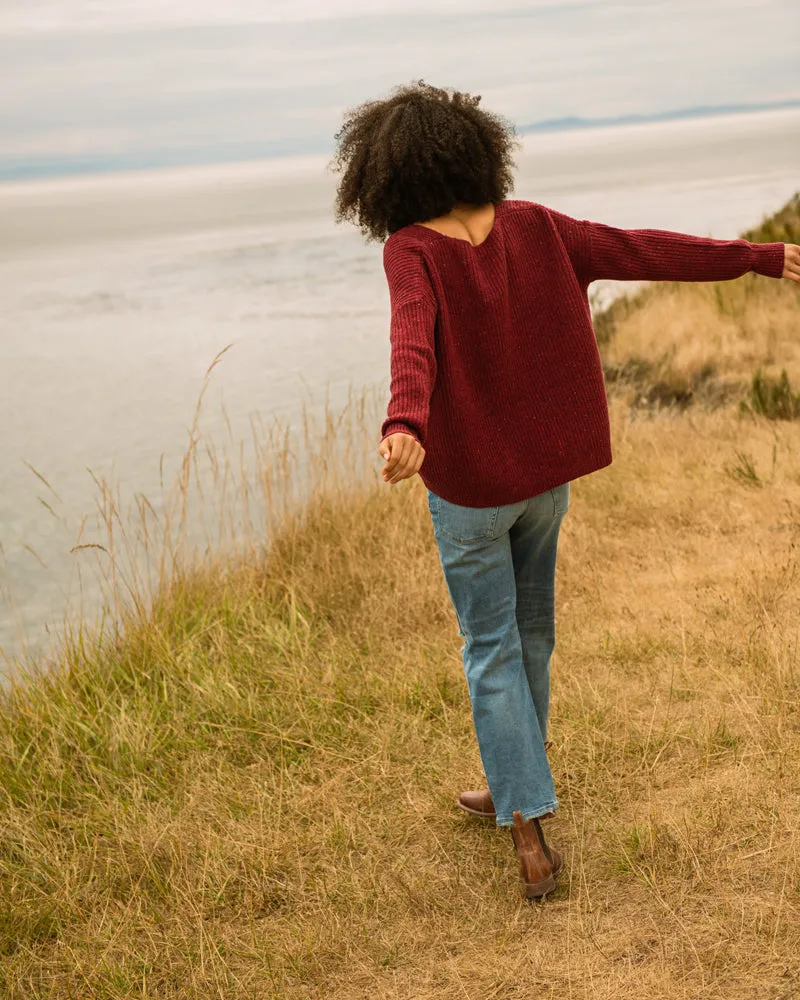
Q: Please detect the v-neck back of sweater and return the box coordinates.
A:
[379,198,785,508]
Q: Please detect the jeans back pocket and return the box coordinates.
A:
[428,490,499,544]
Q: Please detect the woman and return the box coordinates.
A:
[328,79,799,900]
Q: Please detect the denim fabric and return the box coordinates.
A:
[426,481,570,826]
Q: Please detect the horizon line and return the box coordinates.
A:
[1,96,799,186]
[516,96,800,133]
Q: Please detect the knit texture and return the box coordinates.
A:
[379,198,785,508]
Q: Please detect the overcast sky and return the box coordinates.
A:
[2,0,798,179]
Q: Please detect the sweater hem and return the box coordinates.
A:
[420,447,613,508]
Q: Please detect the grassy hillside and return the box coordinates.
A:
[1,198,799,998]
[596,190,800,415]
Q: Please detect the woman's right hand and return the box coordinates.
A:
[378,432,425,485]
[783,244,800,284]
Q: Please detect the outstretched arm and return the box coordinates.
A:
[547,207,792,285]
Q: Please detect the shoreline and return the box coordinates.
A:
[2,103,799,199]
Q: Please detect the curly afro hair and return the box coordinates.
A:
[327,79,522,244]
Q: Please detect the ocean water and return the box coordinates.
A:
[1,105,799,683]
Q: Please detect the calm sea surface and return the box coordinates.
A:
[1,106,799,683]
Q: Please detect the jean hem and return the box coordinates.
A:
[494,802,559,827]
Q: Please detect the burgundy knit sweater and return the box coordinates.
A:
[379,198,785,508]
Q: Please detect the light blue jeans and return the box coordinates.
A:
[426,482,570,826]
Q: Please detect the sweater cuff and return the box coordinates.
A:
[749,241,785,279]
[380,423,421,446]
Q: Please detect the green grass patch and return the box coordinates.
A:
[740,367,800,421]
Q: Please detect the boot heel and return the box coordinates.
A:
[522,873,557,899]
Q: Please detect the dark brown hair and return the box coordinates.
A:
[327,79,521,243]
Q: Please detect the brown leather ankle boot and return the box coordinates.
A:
[510,810,563,899]
[457,742,554,820]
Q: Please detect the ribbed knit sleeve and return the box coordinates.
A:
[546,207,785,284]
[379,236,438,448]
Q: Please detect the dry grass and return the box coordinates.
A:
[595,189,800,415]
[600,274,800,408]
[1,200,799,999]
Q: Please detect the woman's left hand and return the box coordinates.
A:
[782,243,800,284]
